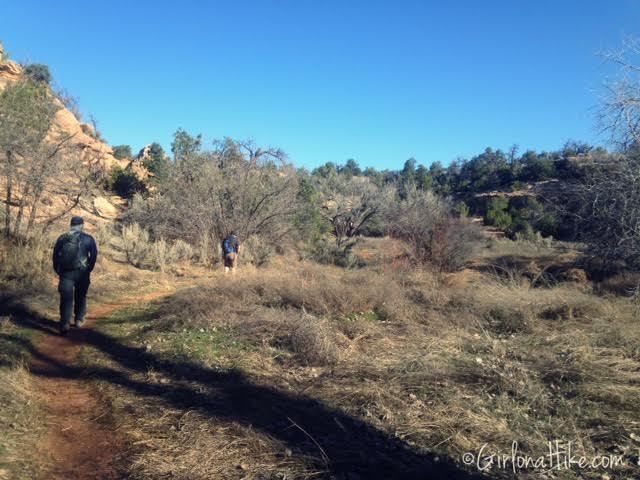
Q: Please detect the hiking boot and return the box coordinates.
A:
[75,317,85,328]
[59,322,70,335]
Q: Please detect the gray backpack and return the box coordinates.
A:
[59,232,87,270]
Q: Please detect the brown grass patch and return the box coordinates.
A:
[121,402,317,480]
[0,366,44,480]
[81,244,640,479]
[287,314,342,366]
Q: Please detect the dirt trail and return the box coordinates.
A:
[29,291,170,480]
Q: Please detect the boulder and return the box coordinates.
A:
[0,60,23,82]
[80,123,95,136]
[93,196,119,218]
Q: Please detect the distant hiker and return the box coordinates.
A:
[222,232,240,274]
[52,216,98,335]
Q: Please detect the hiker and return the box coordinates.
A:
[52,216,98,335]
[222,231,240,274]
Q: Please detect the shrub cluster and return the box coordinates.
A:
[120,223,193,271]
[484,196,557,240]
[112,145,133,160]
[388,191,484,271]
[106,166,147,199]
[0,236,53,295]
[23,63,52,85]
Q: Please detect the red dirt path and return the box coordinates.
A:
[29,292,169,480]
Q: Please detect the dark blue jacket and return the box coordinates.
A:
[222,235,240,254]
[52,232,98,274]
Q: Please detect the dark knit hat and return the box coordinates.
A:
[70,216,84,226]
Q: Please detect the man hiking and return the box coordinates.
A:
[52,216,98,335]
[222,231,240,274]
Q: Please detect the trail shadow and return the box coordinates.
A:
[4,293,484,480]
[0,294,59,335]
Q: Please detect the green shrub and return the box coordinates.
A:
[112,145,133,160]
[510,180,526,192]
[141,142,170,184]
[503,197,558,238]
[23,64,51,85]
[536,213,557,237]
[358,214,386,237]
[455,201,470,218]
[294,177,331,243]
[106,166,147,199]
[309,237,361,268]
[485,197,512,230]
[511,217,535,239]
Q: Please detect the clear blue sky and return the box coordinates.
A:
[3,1,639,170]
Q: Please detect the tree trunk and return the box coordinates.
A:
[26,164,52,238]
[40,192,81,235]
[4,150,13,236]
[13,181,32,237]
[26,187,43,239]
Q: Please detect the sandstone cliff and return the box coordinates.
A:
[0,42,134,230]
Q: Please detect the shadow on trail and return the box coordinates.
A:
[0,294,59,335]
[1,294,484,480]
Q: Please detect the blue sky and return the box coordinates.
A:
[3,1,639,170]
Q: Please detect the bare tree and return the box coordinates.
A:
[550,38,640,270]
[30,136,97,237]
[313,174,389,246]
[508,144,520,167]
[553,155,640,270]
[13,131,75,236]
[599,37,640,150]
[0,79,59,236]
[126,136,299,260]
[387,190,483,272]
[211,139,297,242]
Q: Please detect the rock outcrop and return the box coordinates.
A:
[0,43,22,89]
[93,196,119,218]
[0,42,127,173]
[0,60,22,80]
[0,41,140,229]
[49,103,124,171]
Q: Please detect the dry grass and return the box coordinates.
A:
[0,317,44,480]
[0,367,44,480]
[0,236,54,297]
[288,314,341,366]
[78,245,640,479]
[117,398,319,480]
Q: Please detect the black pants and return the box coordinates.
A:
[58,270,91,326]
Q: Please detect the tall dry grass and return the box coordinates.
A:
[93,251,640,479]
[0,315,45,479]
[0,236,54,296]
[0,367,44,480]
